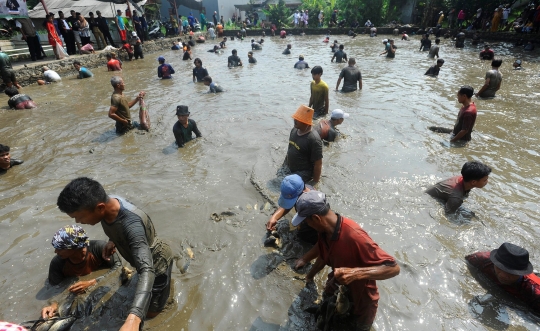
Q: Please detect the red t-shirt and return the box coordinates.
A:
[452,102,477,141]
[317,215,397,325]
[466,251,540,313]
[121,43,133,54]
[107,59,122,71]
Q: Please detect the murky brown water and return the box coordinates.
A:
[1,34,540,330]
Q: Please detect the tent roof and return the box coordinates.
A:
[28,0,147,18]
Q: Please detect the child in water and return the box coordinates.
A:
[203,76,224,93]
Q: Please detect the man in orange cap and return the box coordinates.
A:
[285,105,323,185]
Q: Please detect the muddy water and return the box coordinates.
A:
[1,34,540,330]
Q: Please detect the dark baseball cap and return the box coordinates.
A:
[291,190,327,226]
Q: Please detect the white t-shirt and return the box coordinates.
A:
[208,27,215,38]
[503,8,511,20]
[43,70,61,82]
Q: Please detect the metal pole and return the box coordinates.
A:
[40,0,49,15]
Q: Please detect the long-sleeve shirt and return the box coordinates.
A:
[48,240,122,285]
[101,196,173,320]
[173,119,202,147]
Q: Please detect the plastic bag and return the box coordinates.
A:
[55,43,69,59]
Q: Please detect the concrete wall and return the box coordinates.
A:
[161,0,246,23]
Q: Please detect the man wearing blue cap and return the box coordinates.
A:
[292,190,400,330]
[157,56,175,79]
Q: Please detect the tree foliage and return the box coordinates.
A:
[263,0,292,27]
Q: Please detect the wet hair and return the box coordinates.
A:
[106,53,112,59]
[491,59,502,67]
[203,76,212,83]
[435,38,440,43]
[461,161,491,182]
[287,44,291,48]
[110,76,123,87]
[458,85,474,98]
[194,58,202,65]
[248,51,253,55]
[72,60,81,66]
[189,36,193,40]
[299,55,304,60]
[89,12,94,16]
[57,177,109,213]
[437,58,445,64]
[311,66,323,75]
[339,44,344,49]
[4,87,19,97]
[232,49,237,54]
[0,144,10,153]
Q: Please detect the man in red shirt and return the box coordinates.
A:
[466,243,540,314]
[479,44,494,60]
[106,53,122,71]
[293,190,400,330]
[451,85,477,142]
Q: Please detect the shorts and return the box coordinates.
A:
[73,31,81,44]
[15,100,37,109]
[1,69,16,84]
[148,260,173,313]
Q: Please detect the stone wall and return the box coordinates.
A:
[15,37,177,87]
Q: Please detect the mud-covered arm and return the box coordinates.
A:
[191,119,202,137]
[91,240,122,282]
[123,218,156,320]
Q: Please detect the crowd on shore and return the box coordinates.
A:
[1,7,539,330]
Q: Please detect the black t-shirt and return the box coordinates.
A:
[48,240,122,285]
[286,128,323,179]
[183,51,191,60]
[420,38,431,51]
[193,66,209,82]
[0,159,20,174]
[249,57,257,63]
[333,50,347,63]
[67,16,80,31]
[425,64,440,76]
[282,48,291,55]
[188,40,195,47]
[339,66,361,92]
[228,55,241,66]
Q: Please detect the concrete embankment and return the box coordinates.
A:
[13,28,539,87]
[13,37,177,87]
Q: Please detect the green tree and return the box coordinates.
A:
[263,0,292,27]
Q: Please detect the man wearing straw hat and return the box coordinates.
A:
[284,105,323,185]
[466,243,540,313]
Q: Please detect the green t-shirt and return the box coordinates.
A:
[0,52,13,73]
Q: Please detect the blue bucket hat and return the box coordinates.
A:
[278,174,304,209]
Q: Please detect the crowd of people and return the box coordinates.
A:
[1,8,539,330]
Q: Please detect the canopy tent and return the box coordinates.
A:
[28,0,147,19]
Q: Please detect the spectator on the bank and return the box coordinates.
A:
[78,14,91,46]
[132,11,144,43]
[130,32,144,60]
[0,47,21,89]
[96,11,116,47]
[457,9,465,27]
[15,17,42,61]
[58,11,75,55]
[79,41,95,54]
[44,14,63,60]
[115,9,127,41]
[88,12,105,49]
[67,10,81,52]
[5,86,36,109]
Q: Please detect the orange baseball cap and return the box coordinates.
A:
[292,105,314,125]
